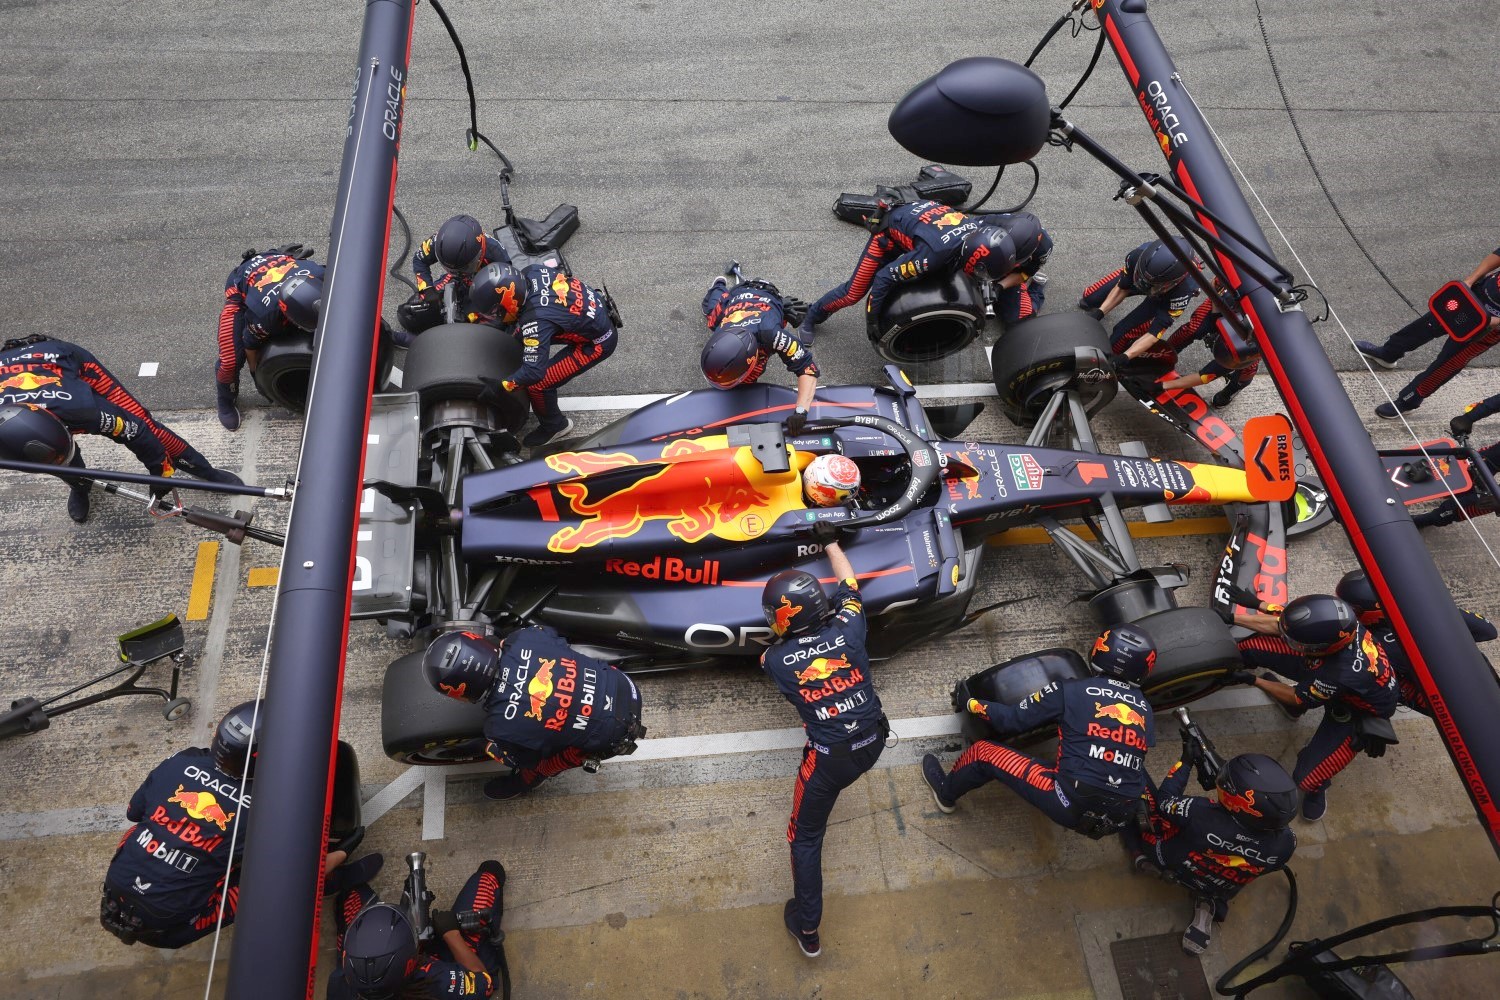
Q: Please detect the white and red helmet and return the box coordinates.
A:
[802,454,861,507]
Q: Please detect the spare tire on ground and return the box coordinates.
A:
[872,270,987,365]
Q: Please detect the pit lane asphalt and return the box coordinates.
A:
[3,1,1500,997]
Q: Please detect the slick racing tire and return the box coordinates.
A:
[990,311,1117,426]
[1130,606,1241,709]
[403,322,528,431]
[381,650,490,765]
[872,270,986,365]
[252,329,396,413]
[953,648,1090,747]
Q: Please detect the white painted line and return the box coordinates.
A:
[360,762,427,825]
[422,770,447,841]
[388,366,404,388]
[137,361,159,377]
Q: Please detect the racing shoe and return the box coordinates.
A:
[1375,398,1419,420]
[1210,385,1243,408]
[1301,788,1328,822]
[522,416,574,449]
[783,899,821,958]
[1181,898,1215,955]
[67,482,91,524]
[1354,341,1398,370]
[921,754,956,814]
[216,382,240,432]
[483,773,531,801]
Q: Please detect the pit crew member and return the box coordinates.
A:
[1115,285,1259,408]
[1079,238,1200,352]
[215,245,324,430]
[980,210,1052,324]
[700,274,818,430]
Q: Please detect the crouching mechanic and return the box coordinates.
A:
[700,273,818,430]
[215,245,325,430]
[1125,747,1297,955]
[329,860,506,999]
[760,536,888,958]
[800,200,1017,340]
[0,336,242,523]
[469,262,621,448]
[423,627,646,801]
[1080,237,1200,352]
[922,624,1156,837]
[981,210,1053,325]
[101,701,376,949]
[1115,283,1260,408]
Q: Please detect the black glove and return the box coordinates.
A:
[1179,735,1204,767]
[273,242,316,260]
[1109,352,1131,369]
[785,408,809,436]
[477,376,509,409]
[782,297,810,328]
[1225,669,1259,686]
[811,520,840,545]
[431,910,461,937]
[1451,411,1476,438]
[150,471,174,502]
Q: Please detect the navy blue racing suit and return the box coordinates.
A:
[480,625,644,789]
[979,212,1053,325]
[1123,757,1296,918]
[932,677,1155,831]
[413,230,510,293]
[1079,241,1200,350]
[761,579,886,933]
[500,265,618,431]
[1364,265,1500,409]
[100,749,249,948]
[327,864,505,998]
[216,252,326,388]
[702,283,819,383]
[1163,299,1259,396]
[805,200,984,331]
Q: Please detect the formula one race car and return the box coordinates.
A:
[358,308,1307,762]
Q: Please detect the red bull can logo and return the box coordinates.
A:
[1202,850,1253,869]
[167,785,235,831]
[525,657,557,721]
[934,212,966,228]
[796,655,849,685]
[1094,702,1146,728]
[251,259,297,289]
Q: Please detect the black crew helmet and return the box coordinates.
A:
[1216,753,1298,831]
[276,273,322,332]
[341,903,418,998]
[422,631,502,703]
[1279,594,1359,656]
[700,326,760,389]
[1335,569,1382,623]
[212,700,263,780]
[1132,237,1196,296]
[1088,623,1157,684]
[958,226,1017,281]
[762,570,830,638]
[0,403,74,465]
[434,214,486,272]
[994,212,1045,264]
[468,262,525,325]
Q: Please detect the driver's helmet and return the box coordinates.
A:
[994,212,1045,265]
[1131,237,1196,296]
[958,226,1017,282]
[700,326,760,389]
[0,403,74,465]
[1279,594,1358,656]
[212,700,263,780]
[1216,753,1298,831]
[422,631,502,703]
[468,263,525,325]
[1088,623,1156,684]
[275,273,322,333]
[341,903,418,998]
[1334,569,1382,624]
[762,570,830,638]
[802,454,861,507]
[434,214,486,273]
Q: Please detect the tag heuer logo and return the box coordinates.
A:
[1009,454,1044,491]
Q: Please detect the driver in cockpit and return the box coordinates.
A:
[802,454,862,508]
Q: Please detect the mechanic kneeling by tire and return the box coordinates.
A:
[922,624,1157,837]
[424,627,646,801]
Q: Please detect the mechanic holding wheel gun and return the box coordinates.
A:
[922,624,1156,837]
[100,701,378,950]
[468,261,622,448]
[400,214,513,335]
[423,627,646,801]
[0,336,242,523]
[983,210,1053,325]
[699,267,819,431]
[1123,715,1298,956]
[1114,279,1261,409]
[760,534,887,959]
[329,857,507,998]
[798,200,1018,341]
[1079,237,1201,354]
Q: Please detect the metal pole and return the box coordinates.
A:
[1095,0,1500,856]
[226,1,415,993]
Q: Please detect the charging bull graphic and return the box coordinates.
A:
[1094,702,1147,728]
[772,596,804,636]
[525,657,557,721]
[167,785,235,832]
[0,371,61,393]
[796,656,850,685]
[544,438,773,553]
[1218,786,1263,818]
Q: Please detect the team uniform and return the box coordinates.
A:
[1164,299,1259,401]
[982,211,1053,324]
[1079,241,1200,351]
[413,231,509,294]
[216,252,325,390]
[501,265,618,435]
[701,283,819,384]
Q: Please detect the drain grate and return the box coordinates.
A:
[1108,932,1212,1000]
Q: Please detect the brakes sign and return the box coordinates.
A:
[1242,414,1296,502]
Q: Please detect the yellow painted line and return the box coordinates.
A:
[989,515,1231,548]
[247,567,280,588]
[186,541,220,620]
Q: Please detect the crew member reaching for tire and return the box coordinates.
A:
[215,245,324,430]
[922,624,1156,837]
[469,261,621,449]
[700,273,818,429]
[1115,281,1260,408]
[423,627,646,801]
[983,210,1053,325]
[399,214,513,335]
[1079,237,1200,352]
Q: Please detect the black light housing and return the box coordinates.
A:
[887,57,1051,166]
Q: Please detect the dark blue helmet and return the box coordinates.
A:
[1217,753,1298,831]
[0,403,74,465]
[212,700,263,780]
[341,903,417,998]
[434,214,486,272]
[958,226,1017,281]
[1131,237,1196,296]
[762,570,830,638]
[1279,594,1358,656]
[1088,624,1157,683]
[422,631,502,703]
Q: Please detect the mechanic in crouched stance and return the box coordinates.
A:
[760,536,887,959]
[700,273,819,431]
[329,860,506,999]
[1079,237,1200,352]
[922,624,1157,836]
[424,626,645,801]
[469,261,621,448]
[1125,749,1298,955]
[100,701,376,949]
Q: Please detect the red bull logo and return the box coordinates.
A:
[1202,850,1253,869]
[796,655,849,685]
[1091,631,1112,658]
[945,451,983,501]
[1094,702,1146,728]
[252,260,297,289]
[0,371,60,393]
[525,658,557,721]
[722,307,761,326]
[1218,787,1263,817]
[773,596,803,635]
[966,697,989,720]
[933,211,966,228]
[438,681,468,700]
[167,785,235,831]
[545,439,772,553]
[550,271,573,304]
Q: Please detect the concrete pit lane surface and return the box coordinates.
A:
[2,1,1499,997]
